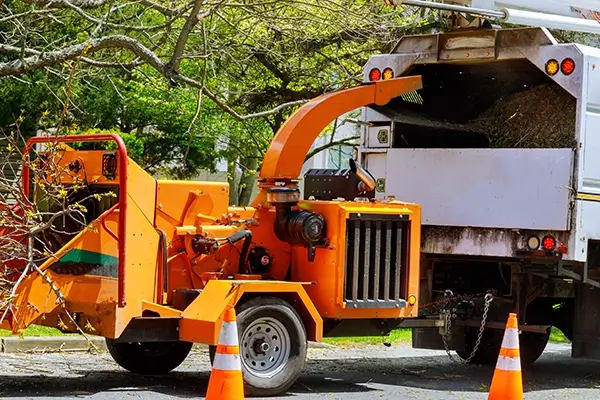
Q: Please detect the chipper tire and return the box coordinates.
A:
[209,296,308,397]
[106,339,193,374]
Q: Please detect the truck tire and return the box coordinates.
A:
[552,302,574,342]
[209,296,308,397]
[519,331,550,365]
[456,327,502,365]
[457,328,549,366]
[106,339,193,374]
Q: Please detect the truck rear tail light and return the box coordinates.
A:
[527,235,540,250]
[542,235,557,251]
[561,58,575,76]
[369,68,381,81]
[382,67,394,80]
[545,59,559,76]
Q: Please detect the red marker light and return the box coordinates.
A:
[542,235,557,251]
[561,58,575,76]
[369,68,381,81]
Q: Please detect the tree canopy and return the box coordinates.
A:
[0,0,439,204]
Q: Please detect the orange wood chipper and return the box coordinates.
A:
[0,76,424,396]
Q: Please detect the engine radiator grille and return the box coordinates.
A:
[344,213,409,309]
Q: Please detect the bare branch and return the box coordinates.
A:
[0,9,53,23]
[0,35,165,77]
[169,0,228,73]
[168,0,206,72]
[304,135,359,161]
[45,0,172,31]
[175,73,309,120]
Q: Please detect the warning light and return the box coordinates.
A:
[382,67,394,80]
[408,294,417,306]
[561,58,576,76]
[542,235,557,251]
[369,68,381,81]
[545,59,559,76]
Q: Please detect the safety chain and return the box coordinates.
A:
[419,291,488,316]
[440,292,494,364]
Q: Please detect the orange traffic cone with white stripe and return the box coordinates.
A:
[206,304,245,400]
[488,312,523,400]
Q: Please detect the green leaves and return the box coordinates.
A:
[1,0,437,204]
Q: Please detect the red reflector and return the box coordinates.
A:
[561,58,575,75]
[369,68,381,81]
[557,242,568,254]
[542,236,556,251]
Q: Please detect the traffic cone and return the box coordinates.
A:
[206,304,245,400]
[488,313,523,400]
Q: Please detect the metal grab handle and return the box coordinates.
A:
[23,134,129,307]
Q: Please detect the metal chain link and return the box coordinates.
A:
[440,292,494,364]
[419,291,489,316]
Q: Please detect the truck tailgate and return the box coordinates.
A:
[374,148,573,231]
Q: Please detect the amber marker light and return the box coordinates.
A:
[382,67,394,80]
[545,59,559,76]
[408,294,417,306]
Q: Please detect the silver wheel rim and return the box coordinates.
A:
[241,316,291,378]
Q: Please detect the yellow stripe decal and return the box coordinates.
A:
[577,193,600,202]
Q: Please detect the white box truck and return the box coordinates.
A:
[356,22,600,365]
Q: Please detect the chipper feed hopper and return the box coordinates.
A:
[0,76,423,396]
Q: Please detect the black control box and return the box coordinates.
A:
[303,169,375,201]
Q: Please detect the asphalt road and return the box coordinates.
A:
[0,343,599,399]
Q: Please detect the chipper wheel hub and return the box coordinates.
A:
[242,317,291,377]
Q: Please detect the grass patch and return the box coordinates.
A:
[0,325,571,345]
[0,325,73,337]
[549,327,570,343]
[324,327,571,347]
[323,328,412,347]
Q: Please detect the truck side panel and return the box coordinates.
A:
[574,55,600,262]
[367,148,572,230]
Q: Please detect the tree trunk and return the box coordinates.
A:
[237,152,258,206]
[227,155,239,206]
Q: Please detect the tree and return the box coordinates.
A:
[0,0,438,204]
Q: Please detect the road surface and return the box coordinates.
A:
[0,343,599,399]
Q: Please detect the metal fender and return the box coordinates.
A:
[179,280,323,345]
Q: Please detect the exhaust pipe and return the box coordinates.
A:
[349,158,376,193]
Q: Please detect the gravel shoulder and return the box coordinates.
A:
[0,342,599,399]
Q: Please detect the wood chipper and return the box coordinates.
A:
[0,76,426,397]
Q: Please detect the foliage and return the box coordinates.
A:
[0,0,438,204]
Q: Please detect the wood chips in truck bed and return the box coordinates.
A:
[471,83,577,148]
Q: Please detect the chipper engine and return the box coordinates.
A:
[0,76,423,396]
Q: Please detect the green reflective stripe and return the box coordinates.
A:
[59,249,118,266]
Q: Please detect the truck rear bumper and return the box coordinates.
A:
[421,225,571,260]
